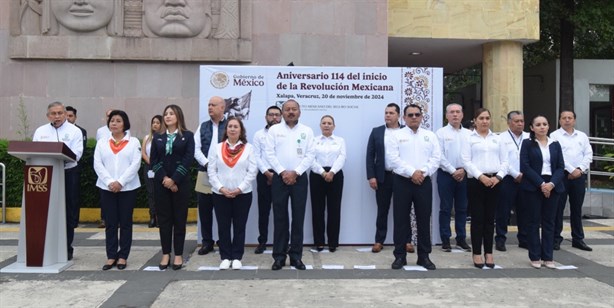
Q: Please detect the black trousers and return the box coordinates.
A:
[555,174,587,243]
[524,176,558,262]
[468,178,499,255]
[272,173,308,262]
[309,168,344,247]
[374,171,394,244]
[197,191,216,246]
[392,175,432,259]
[496,176,527,245]
[64,166,80,254]
[143,167,156,217]
[154,178,191,256]
[256,172,273,244]
[213,192,252,261]
[100,189,137,260]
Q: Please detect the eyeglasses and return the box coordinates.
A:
[267,113,281,117]
[406,113,422,118]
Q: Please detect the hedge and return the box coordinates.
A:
[0,139,199,208]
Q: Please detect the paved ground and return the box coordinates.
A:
[1,219,613,307]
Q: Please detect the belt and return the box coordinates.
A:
[482,173,496,177]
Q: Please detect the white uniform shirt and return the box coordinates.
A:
[384,126,401,171]
[386,127,441,177]
[500,129,530,178]
[539,138,556,176]
[93,134,142,191]
[550,128,593,173]
[193,121,221,168]
[32,121,83,169]
[436,124,471,174]
[311,134,347,174]
[208,141,258,194]
[462,130,509,179]
[96,126,110,141]
[265,121,315,175]
[253,127,273,174]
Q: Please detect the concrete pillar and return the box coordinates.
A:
[482,41,524,132]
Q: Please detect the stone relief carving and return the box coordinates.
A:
[11,0,250,61]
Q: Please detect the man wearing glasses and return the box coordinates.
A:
[386,104,441,270]
[252,106,282,254]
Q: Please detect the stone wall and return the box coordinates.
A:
[0,0,388,140]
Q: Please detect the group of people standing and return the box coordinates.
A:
[365,102,593,270]
[31,98,593,272]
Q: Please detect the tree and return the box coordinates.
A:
[524,0,614,112]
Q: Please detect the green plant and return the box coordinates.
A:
[16,97,32,141]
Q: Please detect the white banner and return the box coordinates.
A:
[199,66,443,244]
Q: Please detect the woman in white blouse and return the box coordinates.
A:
[208,117,258,270]
[462,108,508,269]
[141,115,163,228]
[310,115,346,252]
[94,110,142,271]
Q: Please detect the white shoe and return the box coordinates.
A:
[219,259,231,270]
[231,259,242,270]
[543,261,556,269]
[530,261,541,269]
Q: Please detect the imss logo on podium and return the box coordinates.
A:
[27,166,49,192]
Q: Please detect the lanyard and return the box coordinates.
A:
[508,130,522,151]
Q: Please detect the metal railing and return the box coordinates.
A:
[1,163,5,223]
[587,136,614,190]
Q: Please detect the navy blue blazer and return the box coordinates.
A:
[366,123,403,184]
[519,138,565,193]
[150,130,195,185]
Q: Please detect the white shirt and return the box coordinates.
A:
[265,121,315,175]
[386,127,441,177]
[539,138,555,176]
[96,126,110,141]
[384,126,401,171]
[193,121,222,168]
[550,128,593,173]
[436,124,471,174]
[253,127,273,174]
[500,129,530,178]
[32,120,83,169]
[143,134,153,158]
[208,141,258,194]
[93,134,142,191]
[311,134,346,174]
[462,130,509,179]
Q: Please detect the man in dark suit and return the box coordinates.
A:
[194,96,227,255]
[65,106,86,232]
[366,103,413,253]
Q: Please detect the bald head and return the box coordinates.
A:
[208,96,225,122]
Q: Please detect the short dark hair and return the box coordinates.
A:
[107,110,131,132]
[403,104,422,115]
[266,105,281,115]
[66,106,77,115]
[386,103,400,115]
[559,110,576,119]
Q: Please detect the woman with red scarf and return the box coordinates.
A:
[208,117,258,270]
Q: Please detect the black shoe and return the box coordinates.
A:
[572,240,592,251]
[159,261,170,270]
[456,239,472,252]
[485,262,495,269]
[441,241,452,252]
[117,262,127,270]
[553,242,561,251]
[102,260,116,271]
[254,243,266,254]
[496,241,507,252]
[198,243,215,255]
[518,242,528,249]
[148,217,156,228]
[315,246,324,252]
[417,257,436,270]
[474,262,484,269]
[272,259,285,270]
[172,263,183,270]
[329,246,337,253]
[290,259,306,270]
[391,257,407,270]
[67,251,73,261]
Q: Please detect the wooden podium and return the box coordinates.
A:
[1,141,76,273]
